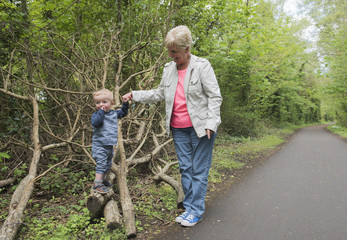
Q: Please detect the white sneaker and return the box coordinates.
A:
[181,214,202,227]
[175,211,190,223]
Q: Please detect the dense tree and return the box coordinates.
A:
[301,0,347,126]
[0,0,172,238]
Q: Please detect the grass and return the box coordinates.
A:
[209,131,287,185]
[326,124,347,138]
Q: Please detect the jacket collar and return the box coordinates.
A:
[188,54,197,69]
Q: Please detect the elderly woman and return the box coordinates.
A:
[122,25,222,227]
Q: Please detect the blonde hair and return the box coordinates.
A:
[93,89,113,101]
[164,25,192,49]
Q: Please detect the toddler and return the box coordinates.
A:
[91,89,129,194]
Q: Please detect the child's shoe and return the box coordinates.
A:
[93,183,110,194]
[103,179,112,187]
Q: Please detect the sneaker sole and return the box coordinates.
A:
[181,218,202,227]
[175,217,185,223]
[93,189,109,194]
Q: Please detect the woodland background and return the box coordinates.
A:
[0,0,346,239]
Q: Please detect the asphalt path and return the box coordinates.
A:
[154,125,347,240]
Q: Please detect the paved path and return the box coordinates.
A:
[154,125,347,240]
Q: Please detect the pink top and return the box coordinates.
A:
[170,69,193,128]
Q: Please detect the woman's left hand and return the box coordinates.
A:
[122,92,133,102]
[205,129,215,139]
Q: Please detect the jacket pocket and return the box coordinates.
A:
[198,111,208,120]
[165,80,172,87]
[189,73,200,86]
[188,74,203,97]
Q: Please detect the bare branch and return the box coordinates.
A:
[126,138,173,166]
[34,157,70,182]
[42,142,68,151]
[0,89,30,101]
[0,178,15,188]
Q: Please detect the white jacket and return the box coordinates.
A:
[132,54,222,138]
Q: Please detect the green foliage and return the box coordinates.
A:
[13,163,27,178]
[21,205,127,240]
[39,165,92,196]
[133,183,176,221]
[327,124,347,138]
[0,189,10,220]
[221,105,262,137]
[302,0,347,127]
[18,192,127,239]
[0,152,10,162]
[157,184,177,212]
[0,1,27,66]
[0,93,32,144]
[188,0,323,136]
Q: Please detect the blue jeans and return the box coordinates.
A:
[92,144,113,175]
[172,127,216,218]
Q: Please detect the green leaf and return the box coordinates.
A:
[0,152,10,159]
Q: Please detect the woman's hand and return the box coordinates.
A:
[122,92,133,102]
[205,129,215,139]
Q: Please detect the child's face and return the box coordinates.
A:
[94,95,113,112]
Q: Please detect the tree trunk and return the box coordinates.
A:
[116,122,137,238]
[0,97,41,240]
